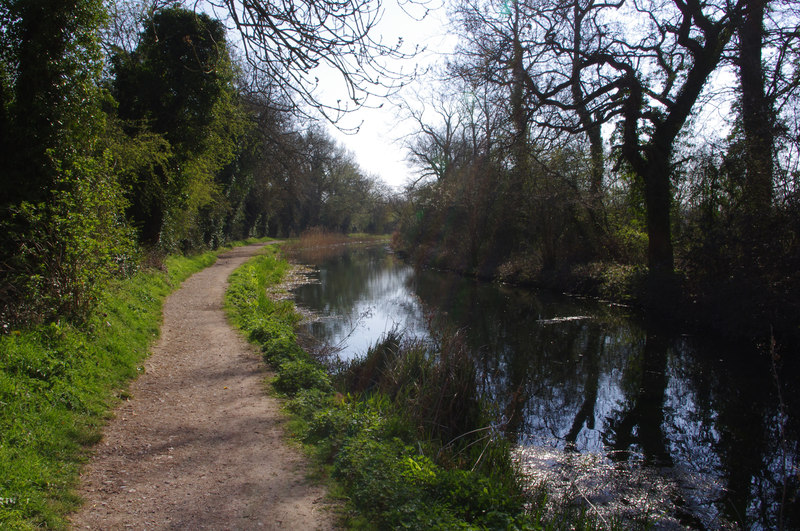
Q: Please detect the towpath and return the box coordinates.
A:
[71,243,335,530]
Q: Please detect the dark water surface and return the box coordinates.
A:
[288,243,798,529]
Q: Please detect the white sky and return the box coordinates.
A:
[304,0,740,191]
[318,0,458,190]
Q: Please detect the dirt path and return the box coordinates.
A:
[70,243,336,530]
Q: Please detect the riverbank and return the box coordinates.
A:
[393,236,797,352]
[226,244,661,529]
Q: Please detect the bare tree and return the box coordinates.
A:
[454,0,746,288]
[104,0,421,122]
[200,0,420,122]
[732,0,800,211]
[403,91,465,183]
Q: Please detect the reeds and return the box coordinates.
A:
[335,329,502,471]
[296,227,351,247]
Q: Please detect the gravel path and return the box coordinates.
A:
[70,243,336,530]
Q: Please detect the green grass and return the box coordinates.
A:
[0,239,267,529]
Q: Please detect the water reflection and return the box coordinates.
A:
[288,244,798,529]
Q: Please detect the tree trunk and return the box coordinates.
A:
[644,152,674,280]
[570,0,604,200]
[738,0,774,213]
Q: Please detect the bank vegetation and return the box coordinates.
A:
[226,246,658,529]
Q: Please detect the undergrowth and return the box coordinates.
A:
[0,240,262,530]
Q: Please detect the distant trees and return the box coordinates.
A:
[268,127,393,236]
[0,1,397,327]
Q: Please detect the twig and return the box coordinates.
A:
[571,479,610,529]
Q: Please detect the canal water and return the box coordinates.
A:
[287,243,798,530]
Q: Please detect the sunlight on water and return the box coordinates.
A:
[287,243,799,530]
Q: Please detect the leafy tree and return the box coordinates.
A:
[111,6,242,248]
[0,0,134,324]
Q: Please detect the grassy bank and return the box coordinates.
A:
[0,240,265,529]
[226,246,633,529]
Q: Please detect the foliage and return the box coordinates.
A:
[1,0,395,332]
[274,359,333,396]
[0,0,136,326]
[0,246,224,529]
[110,6,243,249]
[225,249,337,400]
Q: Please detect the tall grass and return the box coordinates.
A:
[0,244,247,529]
[336,330,496,468]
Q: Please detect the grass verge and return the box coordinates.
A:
[0,239,267,530]
[226,247,561,529]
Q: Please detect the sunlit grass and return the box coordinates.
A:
[0,241,263,529]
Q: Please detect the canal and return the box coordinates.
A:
[287,242,798,529]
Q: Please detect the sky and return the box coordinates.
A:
[318,0,458,190]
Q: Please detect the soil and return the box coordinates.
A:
[70,243,337,530]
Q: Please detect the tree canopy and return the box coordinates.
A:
[0,0,394,325]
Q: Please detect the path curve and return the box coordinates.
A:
[71,243,336,530]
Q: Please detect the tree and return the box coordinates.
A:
[213,93,294,241]
[735,0,775,214]
[198,0,416,122]
[111,7,242,247]
[0,0,133,323]
[404,94,467,183]
[731,0,800,214]
[461,0,744,290]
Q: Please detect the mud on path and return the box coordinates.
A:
[71,243,336,530]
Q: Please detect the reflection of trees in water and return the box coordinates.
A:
[604,331,672,466]
[426,280,798,528]
[292,245,423,344]
[564,327,602,449]
[295,244,799,528]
